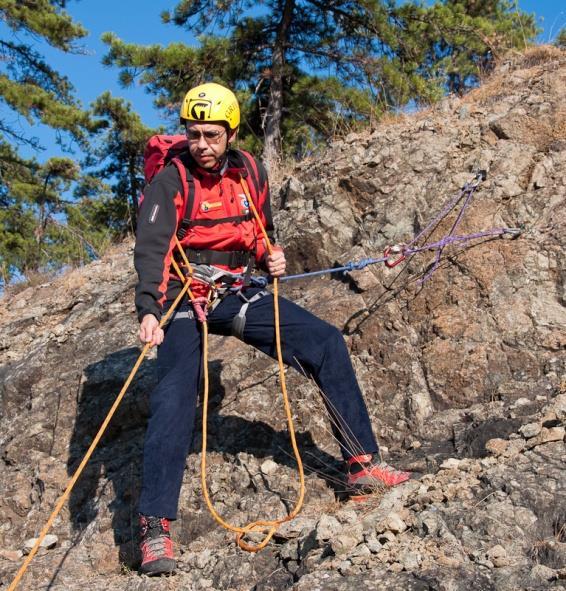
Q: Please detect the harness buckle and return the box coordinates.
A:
[227,250,249,269]
[383,244,406,268]
[228,251,240,269]
[191,250,204,264]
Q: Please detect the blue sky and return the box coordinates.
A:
[52,0,566,128]
[2,0,564,161]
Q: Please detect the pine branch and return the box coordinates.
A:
[0,120,43,150]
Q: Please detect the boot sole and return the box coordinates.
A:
[140,558,176,576]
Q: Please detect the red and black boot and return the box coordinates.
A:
[346,453,410,496]
[139,515,176,576]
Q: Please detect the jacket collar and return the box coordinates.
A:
[186,149,246,179]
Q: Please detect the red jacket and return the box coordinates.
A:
[134,149,274,321]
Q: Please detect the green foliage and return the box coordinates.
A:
[0,144,79,280]
[0,0,97,148]
[555,27,566,49]
[0,139,119,284]
[1,0,87,50]
[102,0,538,161]
[390,0,539,96]
[100,33,243,121]
[85,92,161,233]
[0,0,105,285]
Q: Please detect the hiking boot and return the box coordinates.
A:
[139,515,176,576]
[346,453,410,493]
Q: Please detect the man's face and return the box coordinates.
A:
[186,122,236,169]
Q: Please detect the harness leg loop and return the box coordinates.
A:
[231,290,268,340]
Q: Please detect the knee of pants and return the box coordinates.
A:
[150,395,192,427]
[302,322,348,369]
[319,323,346,348]
[322,324,352,361]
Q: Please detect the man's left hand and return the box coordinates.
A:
[265,244,286,277]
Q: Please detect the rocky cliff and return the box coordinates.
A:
[0,46,565,591]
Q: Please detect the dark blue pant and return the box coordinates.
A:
[139,288,378,518]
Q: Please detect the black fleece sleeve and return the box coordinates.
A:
[134,167,182,322]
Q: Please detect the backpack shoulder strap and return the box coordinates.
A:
[173,151,267,241]
[233,149,267,202]
[234,149,275,249]
[170,157,195,240]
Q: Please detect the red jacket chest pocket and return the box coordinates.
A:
[193,176,230,220]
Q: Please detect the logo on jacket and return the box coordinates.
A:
[239,193,249,213]
[201,200,222,212]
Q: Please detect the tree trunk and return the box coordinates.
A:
[262,0,295,169]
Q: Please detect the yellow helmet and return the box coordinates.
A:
[179,82,240,130]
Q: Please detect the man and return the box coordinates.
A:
[134,82,410,575]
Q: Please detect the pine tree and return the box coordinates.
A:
[102,0,537,166]
[85,92,160,233]
[0,0,94,149]
[0,145,85,280]
[0,0,101,284]
[391,0,538,96]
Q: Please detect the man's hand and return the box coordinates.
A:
[139,314,164,347]
[265,243,286,277]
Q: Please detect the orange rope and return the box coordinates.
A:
[187,179,305,552]
[7,279,194,591]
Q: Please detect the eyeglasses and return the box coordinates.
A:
[186,129,226,144]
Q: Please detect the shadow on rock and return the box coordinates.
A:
[67,347,153,570]
[66,352,342,570]
[209,358,346,483]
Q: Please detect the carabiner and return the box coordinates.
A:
[468,169,487,190]
[384,244,406,268]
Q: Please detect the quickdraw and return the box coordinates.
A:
[244,170,521,286]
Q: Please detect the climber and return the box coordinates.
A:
[134,82,410,575]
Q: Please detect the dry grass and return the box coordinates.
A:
[266,155,304,188]
[58,268,91,293]
[270,44,565,185]
[528,508,566,569]
[464,44,565,105]
[514,44,565,69]
[1,234,129,304]
[2,269,55,300]
[552,108,566,141]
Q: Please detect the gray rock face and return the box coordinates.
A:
[0,48,565,590]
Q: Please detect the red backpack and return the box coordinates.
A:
[140,134,263,239]
[143,134,188,186]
